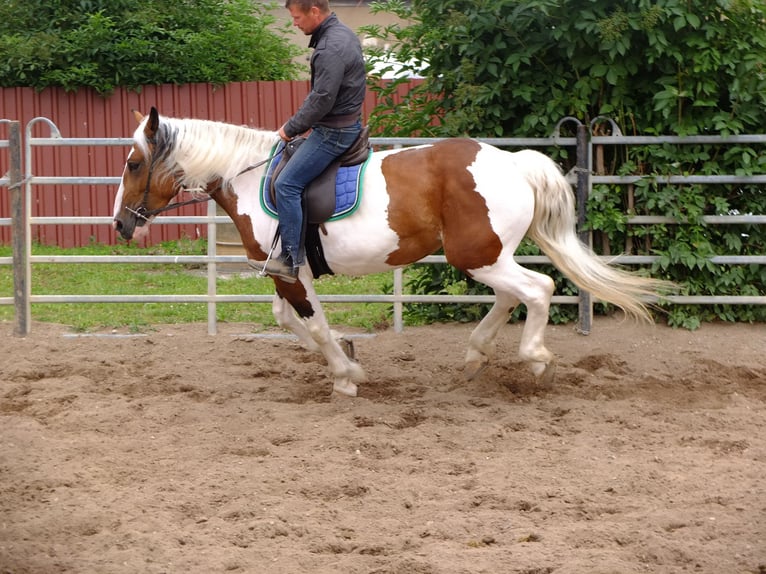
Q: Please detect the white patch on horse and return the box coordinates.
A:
[320,148,408,276]
[466,143,535,267]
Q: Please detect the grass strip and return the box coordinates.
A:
[0,239,395,332]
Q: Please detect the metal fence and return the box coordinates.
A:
[1,117,765,337]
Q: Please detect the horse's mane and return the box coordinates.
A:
[134,115,277,191]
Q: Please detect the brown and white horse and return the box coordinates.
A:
[113,107,669,396]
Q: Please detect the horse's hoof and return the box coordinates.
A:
[333,379,358,397]
[534,360,557,387]
[348,361,367,383]
[464,359,488,381]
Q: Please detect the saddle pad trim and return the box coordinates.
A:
[258,145,370,223]
[258,141,282,220]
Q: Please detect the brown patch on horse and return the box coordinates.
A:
[381,139,502,272]
[118,144,177,237]
[211,187,269,262]
[275,281,314,318]
[119,108,174,224]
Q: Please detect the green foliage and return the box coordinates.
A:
[366,0,766,138]
[404,261,493,324]
[591,142,766,327]
[365,0,766,327]
[0,0,302,94]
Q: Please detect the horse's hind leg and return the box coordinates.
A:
[465,292,519,380]
[469,263,556,384]
[515,268,557,385]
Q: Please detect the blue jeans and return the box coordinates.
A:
[274,122,362,267]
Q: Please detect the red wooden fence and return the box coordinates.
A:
[0,81,417,247]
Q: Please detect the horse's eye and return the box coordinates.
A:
[127,161,141,172]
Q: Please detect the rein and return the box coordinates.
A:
[126,147,279,221]
[126,191,215,220]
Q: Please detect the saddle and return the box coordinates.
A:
[268,126,371,224]
[266,126,371,278]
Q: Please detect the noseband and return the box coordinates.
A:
[124,137,278,221]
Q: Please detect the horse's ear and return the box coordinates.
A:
[144,106,160,139]
[131,109,144,124]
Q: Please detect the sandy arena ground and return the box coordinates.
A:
[1,317,764,574]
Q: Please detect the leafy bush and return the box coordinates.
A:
[0,0,302,94]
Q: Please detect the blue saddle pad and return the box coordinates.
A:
[259,142,369,222]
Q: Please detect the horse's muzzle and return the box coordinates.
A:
[113,213,142,241]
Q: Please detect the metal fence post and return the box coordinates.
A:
[575,123,592,335]
[207,197,218,335]
[7,121,30,336]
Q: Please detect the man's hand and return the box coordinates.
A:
[278,125,290,142]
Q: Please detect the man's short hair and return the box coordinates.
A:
[285,0,330,13]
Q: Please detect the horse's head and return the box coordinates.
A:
[113,107,179,241]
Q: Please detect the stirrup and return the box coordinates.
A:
[247,258,299,283]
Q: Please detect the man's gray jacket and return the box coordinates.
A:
[283,13,366,138]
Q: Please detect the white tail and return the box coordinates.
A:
[518,150,672,322]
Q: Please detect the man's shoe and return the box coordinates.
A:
[248,258,299,283]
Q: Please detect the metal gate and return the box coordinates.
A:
[2,117,765,337]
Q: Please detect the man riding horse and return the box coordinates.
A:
[249,0,367,283]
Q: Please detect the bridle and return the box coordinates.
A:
[124,135,280,221]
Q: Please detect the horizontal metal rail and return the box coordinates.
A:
[591,134,766,145]
[4,213,766,229]
[0,294,581,305]
[594,175,766,185]
[2,253,762,267]
[1,249,762,267]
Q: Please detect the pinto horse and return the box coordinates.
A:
[113,107,668,397]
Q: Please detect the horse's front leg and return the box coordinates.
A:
[305,315,367,396]
[271,292,322,352]
[272,277,366,396]
[271,291,354,357]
